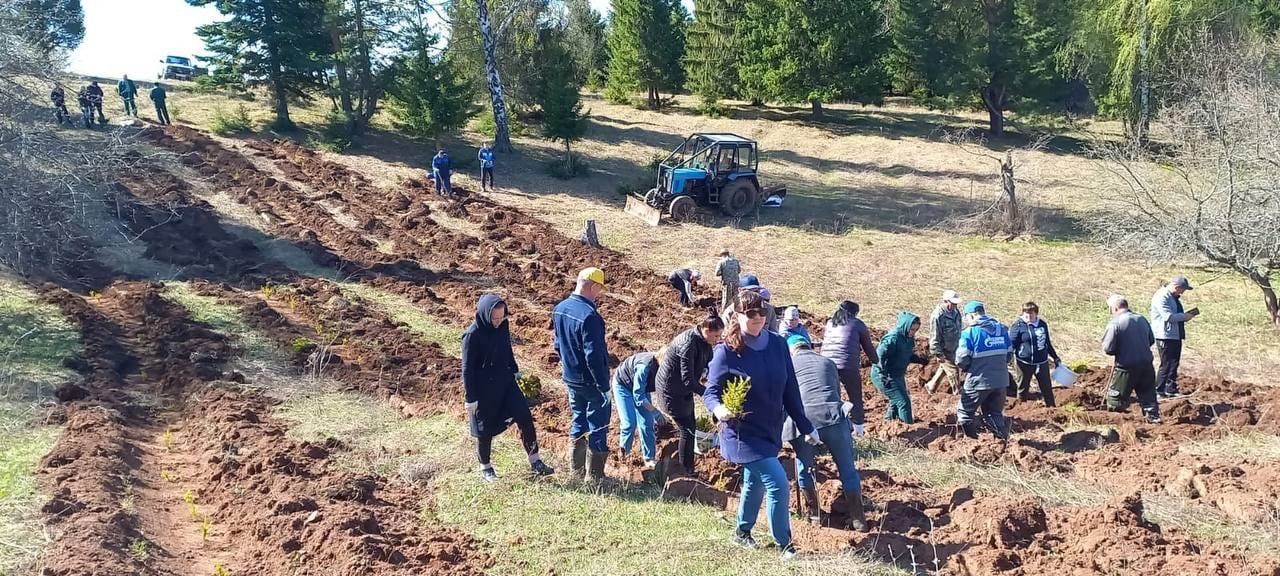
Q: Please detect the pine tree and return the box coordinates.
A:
[685,0,747,107]
[324,0,398,136]
[387,34,476,141]
[739,0,888,117]
[536,30,589,173]
[13,0,84,52]
[563,0,608,89]
[188,0,332,130]
[605,0,680,108]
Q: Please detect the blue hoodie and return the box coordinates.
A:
[478,147,495,168]
[432,152,452,174]
[956,315,1013,391]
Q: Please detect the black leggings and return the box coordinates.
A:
[1014,361,1055,406]
[668,398,697,474]
[477,410,539,465]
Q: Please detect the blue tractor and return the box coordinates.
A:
[624,133,786,225]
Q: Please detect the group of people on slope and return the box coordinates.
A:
[429,142,499,197]
[460,255,1202,560]
[50,77,170,128]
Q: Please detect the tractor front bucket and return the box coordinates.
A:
[624,194,663,226]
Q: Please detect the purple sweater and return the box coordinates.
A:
[705,331,814,464]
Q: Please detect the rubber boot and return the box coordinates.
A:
[587,450,609,483]
[984,414,1009,441]
[570,436,588,479]
[960,420,979,439]
[802,486,822,525]
[845,491,868,532]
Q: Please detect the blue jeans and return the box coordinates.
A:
[433,169,452,194]
[567,383,611,453]
[790,420,861,495]
[737,457,791,548]
[613,383,656,461]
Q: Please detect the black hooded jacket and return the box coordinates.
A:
[462,293,528,437]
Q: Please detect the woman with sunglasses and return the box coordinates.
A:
[706,291,820,560]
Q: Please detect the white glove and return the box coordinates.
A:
[514,371,523,380]
[804,433,823,446]
[465,401,478,414]
[852,424,865,437]
[841,401,854,418]
[712,404,732,421]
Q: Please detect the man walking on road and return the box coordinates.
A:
[925,290,964,394]
[432,148,453,196]
[552,268,612,482]
[955,301,1012,440]
[149,83,171,126]
[1104,295,1161,423]
[715,250,740,312]
[478,142,496,192]
[117,75,138,117]
[1150,276,1199,399]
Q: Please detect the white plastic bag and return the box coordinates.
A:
[1051,364,1078,388]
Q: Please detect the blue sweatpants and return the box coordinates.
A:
[790,420,861,495]
[567,383,611,453]
[737,456,792,548]
[613,382,657,461]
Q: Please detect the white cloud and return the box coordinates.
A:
[68,0,221,79]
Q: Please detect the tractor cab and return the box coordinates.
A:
[624,133,784,225]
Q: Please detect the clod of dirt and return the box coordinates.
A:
[327,475,378,503]
[950,497,1048,549]
[662,477,730,509]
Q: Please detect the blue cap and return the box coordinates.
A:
[963,300,985,315]
[786,332,811,349]
[739,274,761,289]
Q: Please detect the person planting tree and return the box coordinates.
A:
[667,267,701,308]
[871,312,929,423]
[819,300,878,430]
[955,301,1014,440]
[612,349,661,469]
[1103,294,1162,423]
[462,293,554,481]
[705,290,819,560]
[654,312,724,475]
[783,333,868,532]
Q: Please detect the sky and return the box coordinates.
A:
[67,0,691,78]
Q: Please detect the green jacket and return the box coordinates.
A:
[117,79,137,97]
[871,312,927,389]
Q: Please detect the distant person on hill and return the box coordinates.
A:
[117,75,138,117]
[50,84,69,125]
[1009,302,1062,407]
[432,147,453,196]
[780,306,809,341]
[715,250,741,311]
[955,301,1013,440]
[149,83,170,126]
[654,312,723,475]
[705,290,819,560]
[85,81,105,124]
[871,312,929,423]
[925,290,965,394]
[667,268,701,308]
[1103,294,1161,423]
[819,300,878,429]
[462,293,554,482]
[1150,276,1199,399]
[552,268,612,481]
[784,333,868,531]
[478,142,496,192]
[612,350,660,469]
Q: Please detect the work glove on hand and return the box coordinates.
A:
[851,424,866,438]
[465,401,478,417]
[804,433,823,446]
[712,405,732,421]
[841,401,855,418]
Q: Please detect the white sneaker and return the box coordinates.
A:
[780,544,798,561]
[642,460,656,471]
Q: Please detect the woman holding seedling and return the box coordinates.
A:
[706,290,820,560]
[655,312,725,475]
[870,312,930,424]
[462,293,555,481]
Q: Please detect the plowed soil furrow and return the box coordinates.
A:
[36,281,490,576]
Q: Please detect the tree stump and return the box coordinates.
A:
[580,219,600,248]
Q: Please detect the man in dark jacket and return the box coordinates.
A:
[667,268,701,308]
[552,267,611,481]
[1103,294,1161,423]
[432,148,453,196]
[1009,301,1062,406]
[86,81,105,124]
[654,314,723,475]
[463,293,554,481]
[1150,276,1199,399]
[784,333,866,531]
[925,290,964,393]
[955,301,1013,440]
[117,75,138,117]
[50,85,70,124]
[149,83,170,125]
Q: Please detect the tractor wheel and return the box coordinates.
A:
[719,179,758,218]
[669,196,697,222]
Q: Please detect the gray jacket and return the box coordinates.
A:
[1149,287,1190,341]
[929,304,963,359]
[1102,310,1155,368]
[820,317,878,372]
[955,316,1013,391]
[715,257,740,286]
[782,349,846,441]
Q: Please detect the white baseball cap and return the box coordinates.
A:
[942,290,963,304]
